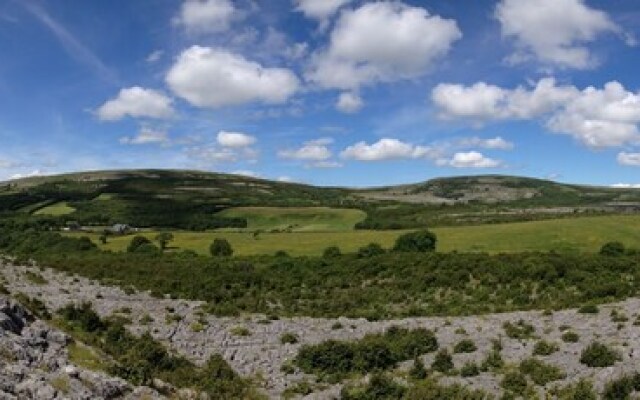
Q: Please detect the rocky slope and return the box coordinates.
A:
[3,260,640,398]
[0,295,162,399]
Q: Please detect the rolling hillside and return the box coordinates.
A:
[1,170,639,229]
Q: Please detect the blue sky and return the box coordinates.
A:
[1,0,639,187]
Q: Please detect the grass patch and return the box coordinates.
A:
[67,342,109,372]
[217,206,366,232]
[33,201,76,216]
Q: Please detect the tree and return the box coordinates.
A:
[600,241,625,257]
[127,235,151,253]
[393,230,437,253]
[210,238,233,257]
[155,232,174,251]
[357,243,385,258]
[323,246,342,258]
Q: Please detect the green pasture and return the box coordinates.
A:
[216,206,366,231]
[33,201,76,216]
[67,214,640,256]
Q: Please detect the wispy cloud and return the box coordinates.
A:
[19,1,118,85]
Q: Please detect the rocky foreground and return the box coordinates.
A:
[2,259,640,398]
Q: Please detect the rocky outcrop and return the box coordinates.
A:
[0,295,163,399]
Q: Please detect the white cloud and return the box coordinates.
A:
[97,87,174,121]
[217,131,257,148]
[232,170,261,178]
[119,127,170,145]
[146,50,163,63]
[445,151,502,168]
[340,138,435,161]
[433,78,640,148]
[496,0,620,69]
[10,170,45,180]
[432,78,577,121]
[166,46,300,108]
[294,0,353,21]
[277,176,294,182]
[336,91,363,113]
[307,2,461,90]
[279,142,332,161]
[309,160,343,168]
[175,0,237,33]
[618,152,640,166]
[612,183,640,188]
[458,136,514,150]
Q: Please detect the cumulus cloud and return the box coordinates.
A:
[119,127,170,145]
[336,91,363,113]
[9,170,45,180]
[97,87,174,121]
[496,0,621,69]
[216,131,257,148]
[306,2,461,90]
[458,136,514,150]
[175,0,237,33]
[433,78,640,148]
[618,152,640,166]
[340,138,436,161]
[444,151,502,168]
[232,170,261,178]
[279,141,333,161]
[294,0,352,21]
[166,46,300,108]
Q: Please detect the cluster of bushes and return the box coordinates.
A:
[55,303,255,398]
[294,326,438,380]
[341,375,490,400]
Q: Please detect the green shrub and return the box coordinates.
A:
[519,358,566,385]
[460,362,480,377]
[280,332,299,345]
[562,331,579,343]
[341,373,406,400]
[578,304,599,314]
[357,243,385,258]
[126,236,151,253]
[600,241,626,257]
[392,230,437,253]
[551,379,597,400]
[323,246,342,258]
[602,373,640,400]
[533,340,559,356]
[409,357,427,380]
[503,320,535,339]
[58,303,105,333]
[431,350,453,373]
[210,238,233,257]
[230,326,251,336]
[294,327,438,379]
[481,350,503,371]
[14,293,51,320]
[453,339,477,354]
[579,342,621,367]
[404,379,489,399]
[501,372,528,395]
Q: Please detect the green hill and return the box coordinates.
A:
[1,170,639,229]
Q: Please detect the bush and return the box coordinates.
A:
[519,358,566,385]
[323,246,342,258]
[280,332,299,345]
[602,373,640,400]
[409,357,427,380]
[127,236,151,253]
[580,342,621,367]
[58,303,105,333]
[578,304,599,314]
[501,372,528,395]
[404,379,489,399]
[210,238,233,257]
[453,339,477,354]
[551,379,597,400]
[600,241,626,257]
[503,320,535,339]
[294,327,438,379]
[460,362,480,377]
[357,243,385,258]
[533,340,559,356]
[561,331,579,343]
[341,373,406,400]
[431,350,453,373]
[392,230,437,253]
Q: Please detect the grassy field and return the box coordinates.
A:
[34,201,76,216]
[68,214,640,256]
[216,206,366,231]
